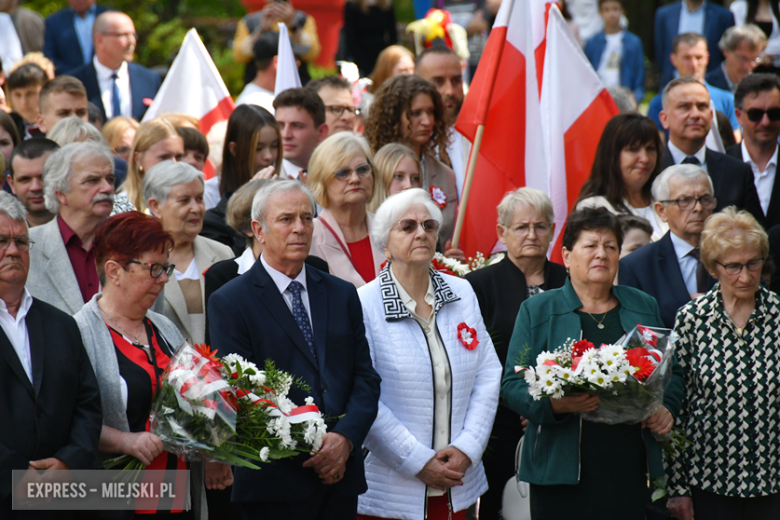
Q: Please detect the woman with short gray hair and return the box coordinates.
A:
[357,188,502,520]
[143,161,233,345]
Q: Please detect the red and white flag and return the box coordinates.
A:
[455,0,618,261]
[142,29,235,179]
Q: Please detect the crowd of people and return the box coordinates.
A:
[0,0,779,520]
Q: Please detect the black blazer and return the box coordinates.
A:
[43,4,111,74]
[70,61,161,121]
[0,299,102,501]
[661,145,766,227]
[208,260,381,503]
[619,232,716,328]
[200,191,244,257]
[726,143,780,229]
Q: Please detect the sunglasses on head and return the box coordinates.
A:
[745,107,780,122]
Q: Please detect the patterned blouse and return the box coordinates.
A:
[668,285,780,498]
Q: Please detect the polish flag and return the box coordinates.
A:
[274,23,302,95]
[454,0,618,262]
[142,29,235,179]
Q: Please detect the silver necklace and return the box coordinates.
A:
[587,311,608,330]
[98,302,144,346]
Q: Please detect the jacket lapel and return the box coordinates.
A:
[253,262,318,370]
[128,63,143,122]
[307,269,328,371]
[164,276,192,340]
[764,166,780,224]
[194,237,216,310]
[661,145,675,170]
[26,304,44,397]
[0,326,34,397]
[42,220,85,314]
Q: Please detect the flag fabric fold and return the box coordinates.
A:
[274,23,302,96]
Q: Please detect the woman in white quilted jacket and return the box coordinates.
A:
[356,188,502,520]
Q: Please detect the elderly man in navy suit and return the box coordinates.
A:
[620,164,718,328]
[70,11,160,122]
[43,0,110,75]
[208,180,381,520]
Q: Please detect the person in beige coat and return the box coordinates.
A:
[308,132,384,288]
[144,161,233,344]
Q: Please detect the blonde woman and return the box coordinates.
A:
[368,142,422,212]
[102,116,139,161]
[122,118,184,212]
[309,132,384,288]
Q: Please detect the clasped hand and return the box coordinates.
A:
[416,446,472,491]
[302,432,351,485]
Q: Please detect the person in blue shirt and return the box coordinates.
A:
[648,32,741,143]
[584,0,645,103]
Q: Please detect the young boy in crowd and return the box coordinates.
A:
[584,0,645,103]
[178,126,209,172]
[6,63,47,139]
[618,214,653,259]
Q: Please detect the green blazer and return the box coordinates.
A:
[501,278,685,485]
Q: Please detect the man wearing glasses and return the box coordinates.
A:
[307,76,359,136]
[619,164,718,328]
[71,10,161,121]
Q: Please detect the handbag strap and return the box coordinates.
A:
[317,216,361,274]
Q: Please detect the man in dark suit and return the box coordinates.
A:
[0,191,102,519]
[620,164,717,328]
[208,180,381,520]
[43,0,110,75]
[70,11,161,122]
[705,25,767,94]
[659,76,765,226]
[726,73,780,229]
[654,0,734,89]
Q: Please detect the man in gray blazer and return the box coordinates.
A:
[27,141,115,314]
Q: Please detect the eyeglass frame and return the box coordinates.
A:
[394,218,440,234]
[744,107,780,122]
[0,235,33,251]
[334,162,373,181]
[660,195,718,211]
[505,222,553,237]
[714,257,764,276]
[100,31,137,41]
[325,105,361,117]
[126,260,175,278]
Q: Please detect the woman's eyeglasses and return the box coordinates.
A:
[396,219,440,234]
[335,163,373,180]
[715,257,764,276]
[127,260,175,278]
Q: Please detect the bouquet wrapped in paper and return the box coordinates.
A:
[516,325,677,426]
[106,343,327,470]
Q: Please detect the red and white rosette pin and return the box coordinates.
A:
[637,325,658,347]
[430,186,447,209]
[457,322,479,350]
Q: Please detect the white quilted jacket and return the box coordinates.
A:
[357,266,502,520]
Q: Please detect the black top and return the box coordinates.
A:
[343,2,397,76]
[200,191,246,256]
[465,258,568,366]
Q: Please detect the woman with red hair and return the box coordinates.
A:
[73,211,227,518]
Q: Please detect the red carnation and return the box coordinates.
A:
[571,339,595,357]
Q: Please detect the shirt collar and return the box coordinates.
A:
[389,264,434,317]
[235,247,256,276]
[682,0,706,15]
[260,253,307,294]
[741,140,779,175]
[71,4,97,18]
[93,54,128,78]
[669,230,697,261]
[668,140,706,166]
[57,215,84,248]
[0,287,34,324]
[720,62,737,92]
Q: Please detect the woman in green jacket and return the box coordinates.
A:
[501,207,685,520]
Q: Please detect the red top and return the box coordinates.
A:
[57,215,99,303]
[347,236,377,283]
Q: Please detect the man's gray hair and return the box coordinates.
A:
[652,164,714,202]
[719,24,768,53]
[143,161,204,206]
[251,179,316,230]
[43,141,114,214]
[371,188,442,249]
[662,76,707,110]
[0,192,28,229]
[47,117,105,147]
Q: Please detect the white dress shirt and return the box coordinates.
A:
[93,56,132,119]
[0,288,34,382]
[668,141,708,172]
[260,254,313,332]
[678,0,706,39]
[670,231,699,295]
[282,159,304,180]
[741,141,777,215]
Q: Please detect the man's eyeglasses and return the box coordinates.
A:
[745,107,780,122]
[0,235,33,251]
[715,257,764,276]
[661,195,718,211]
[101,32,137,41]
[335,163,373,180]
[127,260,175,278]
[325,105,361,117]
[396,219,440,234]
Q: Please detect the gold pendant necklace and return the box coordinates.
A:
[587,311,608,329]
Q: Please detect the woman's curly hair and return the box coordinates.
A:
[364,74,450,165]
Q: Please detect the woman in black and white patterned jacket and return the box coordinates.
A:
[667,206,780,520]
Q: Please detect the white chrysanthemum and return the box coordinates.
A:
[536,351,558,365]
[528,384,544,400]
[552,365,575,383]
[248,370,266,387]
[221,353,246,369]
[588,371,611,388]
[259,447,270,461]
[538,374,561,395]
[600,343,625,360]
[610,371,627,383]
[276,396,294,414]
[550,386,565,399]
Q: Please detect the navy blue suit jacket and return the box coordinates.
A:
[208,260,381,503]
[705,65,731,92]
[619,232,716,328]
[43,5,110,75]
[70,61,161,122]
[654,2,734,88]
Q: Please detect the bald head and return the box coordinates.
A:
[93,12,136,70]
